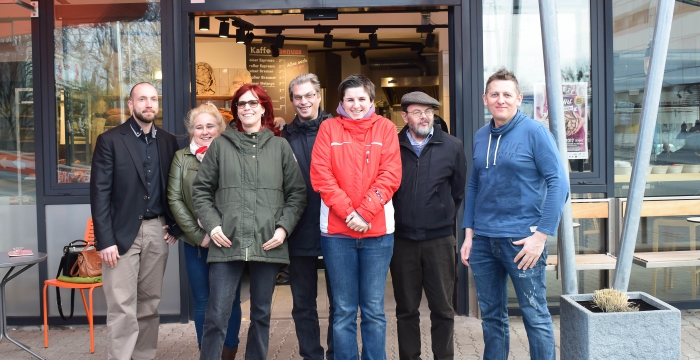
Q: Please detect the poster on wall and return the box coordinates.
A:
[246,44,308,121]
[534,82,589,159]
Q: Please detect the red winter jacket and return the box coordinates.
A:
[310,113,402,238]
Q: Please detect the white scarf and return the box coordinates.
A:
[190,140,207,162]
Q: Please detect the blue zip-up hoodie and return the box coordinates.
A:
[461,111,569,238]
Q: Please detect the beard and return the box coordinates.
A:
[133,109,156,123]
[409,120,433,138]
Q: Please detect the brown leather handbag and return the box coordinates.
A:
[70,242,102,278]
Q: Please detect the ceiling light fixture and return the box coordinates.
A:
[218,21,230,38]
[198,17,210,31]
[359,49,367,65]
[274,34,285,48]
[323,33,333,48]
[271,45,280,57]
[244,31,255,45]
[236,28,246,43]
[369,33,379,48]
[425,32,436,48]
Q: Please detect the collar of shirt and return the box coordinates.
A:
[406,126,434,148]
[129,117,157,140]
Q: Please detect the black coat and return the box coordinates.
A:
[282,110,333,256]
[393,125,467,241]
[90,118,180,255]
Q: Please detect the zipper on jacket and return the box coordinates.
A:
[412,157,420,232]
[366,150,370,164]
[245,247,248,261]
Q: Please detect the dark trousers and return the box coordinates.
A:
[390,235,456,360]
[289,255,334,360]
[200,261,279,360]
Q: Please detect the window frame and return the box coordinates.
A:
[41,0,176,196]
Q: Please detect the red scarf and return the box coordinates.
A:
[195,146,208,155]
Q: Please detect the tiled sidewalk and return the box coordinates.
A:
[4,311,700,359]
[3,276,700,359]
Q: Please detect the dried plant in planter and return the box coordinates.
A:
[592,289,639,312]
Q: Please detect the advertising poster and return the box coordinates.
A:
[534,82,588,159]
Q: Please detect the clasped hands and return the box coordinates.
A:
[346,211,371,233]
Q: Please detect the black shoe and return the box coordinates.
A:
[276,274,290,285]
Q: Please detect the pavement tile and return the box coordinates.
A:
[4,277,700,359]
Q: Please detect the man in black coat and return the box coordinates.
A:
[282,73,335,360]
[90,82,180,360]
[391,91,467,360]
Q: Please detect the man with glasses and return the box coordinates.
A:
[282,73,335,360]
[391,91,466,360]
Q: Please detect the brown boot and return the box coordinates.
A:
[221,345,238,359]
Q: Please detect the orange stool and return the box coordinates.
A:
[43,279,103,353]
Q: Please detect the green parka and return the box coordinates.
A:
[192,127,307,264]
[167,147,207,247]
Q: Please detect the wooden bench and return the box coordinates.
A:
[546,200,615,271]
[624,198,700,297]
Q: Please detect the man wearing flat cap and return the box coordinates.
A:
[390,91,467,360]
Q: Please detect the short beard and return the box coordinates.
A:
[134,110,155,123]
[409,121,432,138]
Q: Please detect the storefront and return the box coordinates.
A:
[1,0,699,325]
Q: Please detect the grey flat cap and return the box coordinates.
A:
[401,91,440,109]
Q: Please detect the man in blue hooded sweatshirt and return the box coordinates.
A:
[460,68,568,360]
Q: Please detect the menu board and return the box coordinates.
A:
[247,44,308,121]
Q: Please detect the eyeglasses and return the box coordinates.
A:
[237,99,260,109]
[408,109,435,118]
[292,92,317,102]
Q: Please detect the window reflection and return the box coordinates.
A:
[613,1,700,197]
[54,1,162,183]
[0,9,34,204]
[482,0,593,172]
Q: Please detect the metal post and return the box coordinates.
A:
[538,0,577,294]
[613,0,675,292]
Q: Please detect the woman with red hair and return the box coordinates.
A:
[193,84,307,360]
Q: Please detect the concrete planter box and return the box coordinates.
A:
[560,292,681,360]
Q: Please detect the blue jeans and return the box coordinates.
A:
[200,261,279,360]
[321,234,394,360]
[469,235,555,360]
[289,255,334,360]
[183,243,241,349]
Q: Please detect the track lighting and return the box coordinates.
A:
[218,21,229,38]
[369,33,379,48]
[271,45,280,57]
[350,48,359,58]
[425,32,436,48]
[323,33,333,48]
[245,32,255,45]
[198,17,210,31]
[236,28,246,43]
[359,50,367,65]
[677,92,683,99]
[274,34,285,48]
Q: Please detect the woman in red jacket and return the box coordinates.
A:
[310,74,402,360]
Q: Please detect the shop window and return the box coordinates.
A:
[0,9,34,203]
[482,0,594,173]
[613,1,700,197]
[54,0,162,184]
